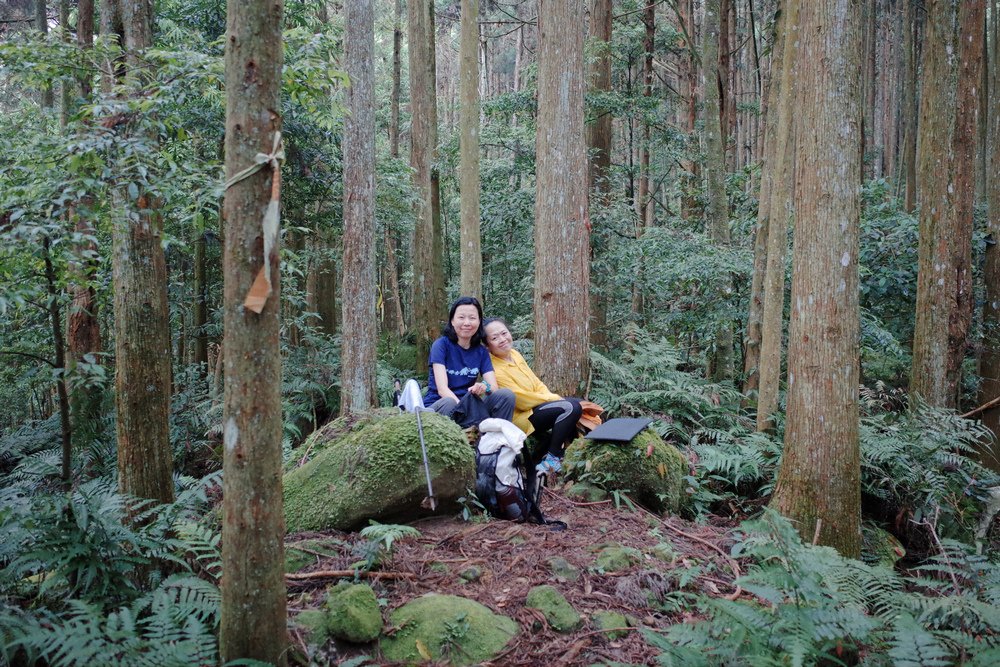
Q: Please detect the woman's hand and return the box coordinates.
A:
[467,381,486,397]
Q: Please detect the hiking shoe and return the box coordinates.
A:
[536,453,562,474]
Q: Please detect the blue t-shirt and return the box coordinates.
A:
[424,336,493,406]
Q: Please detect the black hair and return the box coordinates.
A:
[442,296,486,346]
[482,317,510,332]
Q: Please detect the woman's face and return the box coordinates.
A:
[484,321,513,356]
[451,304,481,340]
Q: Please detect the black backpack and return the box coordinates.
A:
[474,445,565,530]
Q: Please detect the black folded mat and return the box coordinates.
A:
[583,417,654,443]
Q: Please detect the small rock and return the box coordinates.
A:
[548,556,581,582]
[326,583,381,643]
[294,609,329,646]
[592,611,630,639]
[525,585,581,632]
[459,565,483,582]
[565,481,608,503]
[592,543,639,573]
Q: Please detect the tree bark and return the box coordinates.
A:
[459,0,482,301]
[911,0,961,408]
[36,0,54,107]
[703,0,733,382]
[77,0,94,96]
[899,0,918,212]
[389,0,402,159]
[770,0,862,559]
[108,0,174,507]
[306,227,338,336]
[534,0,589,397]
[586,0,612,350]
[631,0,655,318]
[43,237,72,487]
[193,227,209,376]
[980,0,1000,470]
[861,0,876,178]
[219,0,287,662]
[380,225,406,338]
[340,0,378,414]
[409,0,441,374]
[756,0,798,432]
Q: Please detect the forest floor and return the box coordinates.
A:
[284,483,744,666]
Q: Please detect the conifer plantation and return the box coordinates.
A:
[1,1,1000,665]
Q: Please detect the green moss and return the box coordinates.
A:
[380,594,517,665]
[591,611,630,639]
[326,583,382,644]
[548,556,580,582]
[284,538,343,573]
[295,609,330,646]
[565,481,609,503]
[284,412,475,532]
[525,585,581,632]
[564,429,686,513]
[861,523,906,567]
[648,542,677,564]
[592,543,639,573]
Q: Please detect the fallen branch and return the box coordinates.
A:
[960,394,1000,419]
[555,637,592,665]
[285,569,415,582]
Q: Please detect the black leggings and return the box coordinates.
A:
[528,397,583,460]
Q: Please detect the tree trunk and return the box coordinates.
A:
[193,227,209,376]
[219,0,287,663]
[36,0,54,107]
[587,0,612,350]
[899,0,918,212]
[78,0,94,96]
[703,0,733,382]
[770,0,862,559]
[389,0,402,159]
[945,0,983,409]
[743,3,787,401]
[109,0,174,507]
[534,0,589,397]
[861,0,876,178]
[459,0,482,301]
[631,1,655,319]
[381,225,406,338]
[409,0,441,374]
[680,0,699,221]
[340,0,377,415]
[756,0,798,431]
[43,237,72,487]
[306,228,338,336]
[980,0,1000,470]
[911,0,960,408]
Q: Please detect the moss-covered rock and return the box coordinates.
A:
[525,585,581,632]
[861,523,906,568]
[294,609,330,646]
[380,594,517,665]
[591,543,639,573]
[326,583,382,643]
[284,412,474,532]
[564,428,686,513]
[284,538,343,573]
[548,556,581,582]
[591,611,629,639]
[565,481,609,503]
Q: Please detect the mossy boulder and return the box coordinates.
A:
[591,543,639,573]
[565,481,608,503]
[284,412,474,532]
[591,611,629,639]
[380,594,517,665]
[326,583,382,644]
[284,538,343,573]
[525,585,581,632]
[294,609,330,646]
[861,523,906,568]
[564,428,686,514]
[548,556,581,582]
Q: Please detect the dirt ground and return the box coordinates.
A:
[284,484,744,666]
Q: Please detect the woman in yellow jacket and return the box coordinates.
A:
[483,318,583,473]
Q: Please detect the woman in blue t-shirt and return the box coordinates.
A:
[424,296,515,423]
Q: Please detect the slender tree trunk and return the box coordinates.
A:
[899,0,918,212]
[980,0,1000,470]
[534,0,589,397]
[381,226,406,338]
[109,0,174,507]
[43,237,72,486]
[743,2,786,401]
[946,1,984,408]
[757,0,798,431]
[459,0,482,300]
[631,1,655,318]
[37,0,54,107]
[340,0,377,414]
[409,0,441,374]
[587,0,612,350]
[771,0,862,559]
[67,205,103,442]
[704,0,733,382]
[219,0,286,663]
[390,0,402,159]
[78,0,95,96]
[861,0,876,178]
[193,228,209,376]
[911,0,960,408]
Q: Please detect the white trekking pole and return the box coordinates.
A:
[398,379,437,511]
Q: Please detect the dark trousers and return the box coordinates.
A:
[528,397,583,459]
